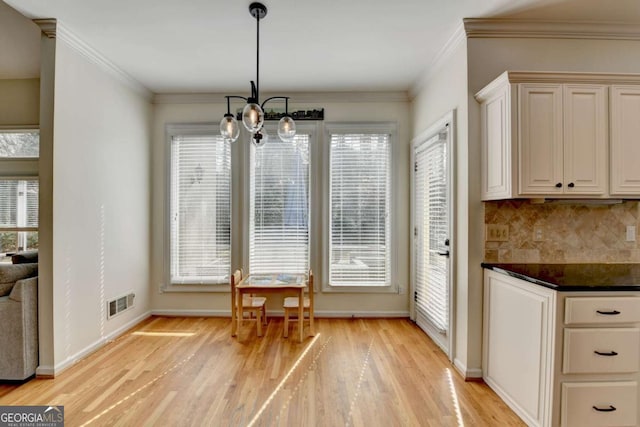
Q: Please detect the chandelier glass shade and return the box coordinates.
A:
[221,2,296,146]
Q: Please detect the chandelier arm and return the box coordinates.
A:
[224,95,249,115]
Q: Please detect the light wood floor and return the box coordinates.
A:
[0,317,524,426]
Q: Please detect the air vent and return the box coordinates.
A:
[107,293,135,319]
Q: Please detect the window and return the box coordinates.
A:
[0,180,38,261]
[328,126,392,287]
[249,133,310,274]
[0,130,39,263]
[169,131,231,285]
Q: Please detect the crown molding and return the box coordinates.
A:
[33,19,152,100]
[409,22,466,99]
[505,70,640,85]
[153,91,409,105]
[33,18,57,38]
[464,18,640,40]
[475,70,640,101]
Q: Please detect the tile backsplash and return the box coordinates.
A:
[484,200,640,263]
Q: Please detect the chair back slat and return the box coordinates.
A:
[230,269,242,308]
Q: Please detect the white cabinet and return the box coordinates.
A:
[610,86,640,195]
[475,71,640,200]
[518,83,564,195]
[563,328,640,374]
[519,84,607,195]
[483,270,556,427]
[483,269,640,427]
[562,85,608,195]
[560,382,638,427]
[479,76,516,199]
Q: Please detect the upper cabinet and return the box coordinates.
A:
[610,86,640,196]
[476,72,640,201]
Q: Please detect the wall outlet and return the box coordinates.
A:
[486,224,509,241]
[626,225,636,242]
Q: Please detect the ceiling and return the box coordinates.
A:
[3,0,640,94]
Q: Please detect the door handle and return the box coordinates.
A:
[437,250,450,257]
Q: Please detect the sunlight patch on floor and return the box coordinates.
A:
[446,368,465,427]
[247,334,323,427]
[79,353,195,427]
[345,339,373,427]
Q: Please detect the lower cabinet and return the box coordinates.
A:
[483,269,640,427]
[561,382,638,427]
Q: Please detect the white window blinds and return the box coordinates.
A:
[0,179,39,256]
[415,133,449,333]
[170,135,231,284]
[250,134,310,274]
[329,132,391,286]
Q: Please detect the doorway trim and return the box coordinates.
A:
[410,109,456,360]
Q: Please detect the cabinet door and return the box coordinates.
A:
[519,84,564,195]
[563,85,608,195]
[610,86,640,196]
[483,270,556,427]
[481,83,514,200]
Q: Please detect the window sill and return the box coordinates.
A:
[321,283,400,294]
[161,283,230,293]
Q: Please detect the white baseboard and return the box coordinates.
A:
[314,310,409,318]
[151,309,410,318]
[453,358,483,379]
[35,365,55,377]
[45,311,152,376]
[151,309,230,317]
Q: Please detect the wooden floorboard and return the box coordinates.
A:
[0,317,525,426]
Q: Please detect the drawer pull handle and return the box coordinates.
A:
[592,405,617,412]
[596,310,621,315]
[594,350,618,356]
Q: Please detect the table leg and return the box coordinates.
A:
[238,290,244,337]
[231,289,237,337]
[298,288,304,342]
[309,292,315,336]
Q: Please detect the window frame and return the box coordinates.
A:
[322,122,399,293]
[163,123,235,293]
[0,128,39,178]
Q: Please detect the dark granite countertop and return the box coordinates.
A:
[481,263,640,291]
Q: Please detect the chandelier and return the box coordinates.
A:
[219,2,296,147]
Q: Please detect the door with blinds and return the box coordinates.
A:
[413,121,452,357]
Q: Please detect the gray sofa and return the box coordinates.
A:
[0,263,38,380]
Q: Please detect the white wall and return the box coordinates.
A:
[410,40,480,376]
[39,36,152,373]
[0,79,39,126]
[150,96,411,316]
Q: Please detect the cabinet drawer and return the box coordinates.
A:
[563,328,640,374]
[565,297,640,324]
[561,381,637,427]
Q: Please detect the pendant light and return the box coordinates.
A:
[220,2,296,146]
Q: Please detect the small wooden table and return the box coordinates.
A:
[233,273,310,342]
